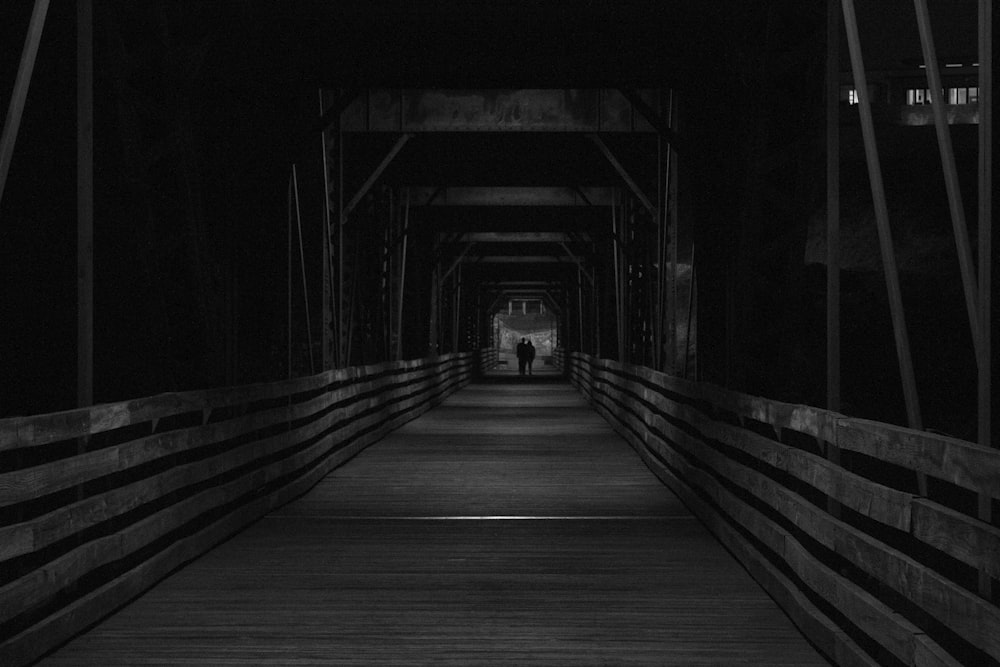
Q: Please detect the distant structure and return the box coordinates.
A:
[842,58,981,125]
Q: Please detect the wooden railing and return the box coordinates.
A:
[479,346,499,370]
[555,350,1000,667]
[0,350,493,666]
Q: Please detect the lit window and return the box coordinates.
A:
[848,89,858,105]
[969,87,979,103]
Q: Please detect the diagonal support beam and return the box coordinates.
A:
[588,133,656,217]
[913,0,981,358]
[619,88,682,149]
[0,0,50,208]
[441,241,475,281]
[342,133,411,222]
[842,0,922,431]
[557,242,594,285]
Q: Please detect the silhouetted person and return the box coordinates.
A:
[526,340,536,375]
[516,337,529,375]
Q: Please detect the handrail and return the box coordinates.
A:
[555,349,999,666]
[0,349,496,667]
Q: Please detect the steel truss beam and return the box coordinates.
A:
[0,0,50,208]
[619,88,682,149]
[410,186,613,207]
[342,133,411,221]
[337,89,661,133]
[842,0,922,431]
[588,134,656,216]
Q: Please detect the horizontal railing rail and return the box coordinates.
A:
[0,349,493,666]
[554,349,999,667]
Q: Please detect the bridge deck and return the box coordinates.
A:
[39,375,825,665]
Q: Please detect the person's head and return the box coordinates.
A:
[521,337,526,343]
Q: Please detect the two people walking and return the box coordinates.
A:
[516,337,536,376]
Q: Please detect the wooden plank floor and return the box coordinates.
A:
[39,375,827,665]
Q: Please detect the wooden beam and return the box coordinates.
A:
[588,134,656,217]
[342,133,411,221]
[0,0,50,208]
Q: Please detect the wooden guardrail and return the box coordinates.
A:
[555,350,999,667]
[0,350,493,666]
[480,346,499,371]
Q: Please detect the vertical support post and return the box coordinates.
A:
[452,265,462,353]
[287,175,293,379]
[429,266,439,355]
[977,0,993,599]
[826,0,843,519]
[978,0,992,450]
[319,90,333,371]
[684,247,696,379]
[337,103,345,367]
[77,0,93,409]
[655,131,664,370]
[292,165,314,374]
[611,190,626,361]
[914,0,981,355]
[842,0,923,433]
[0,0,50,207]
[827,0,841,414]
[577,266,585,352]
[396,188,410,360]
[668,92,680,375]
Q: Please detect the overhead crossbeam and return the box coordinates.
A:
[410,186,613,207]
[473,256,565,263]
[588,134,656,216]
[452,232,575,243]
[337,89,660,133]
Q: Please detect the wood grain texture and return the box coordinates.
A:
[836,418,1000,498]
[35,378,825,666]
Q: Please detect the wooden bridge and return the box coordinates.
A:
[2,352,998,665]
[2,2,997,665]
